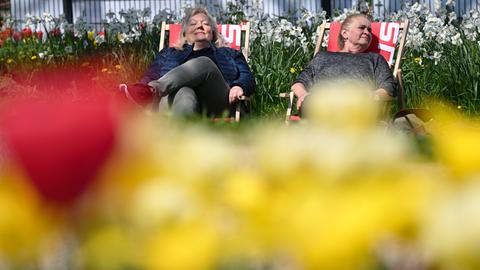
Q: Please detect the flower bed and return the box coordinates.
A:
[0,5,479,116]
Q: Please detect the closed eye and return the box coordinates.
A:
[359,25,372,32]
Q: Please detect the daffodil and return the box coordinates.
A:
[0,175,55,266]
[87,30,95,41]
[146,221,220,270]
[81,226,139,269]
[430,104,480,177]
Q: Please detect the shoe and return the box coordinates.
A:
[120,83,156,107]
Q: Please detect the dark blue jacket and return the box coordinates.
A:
[140,43,255,96]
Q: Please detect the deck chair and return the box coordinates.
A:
[158,21,251,122]
[280,20,410,124]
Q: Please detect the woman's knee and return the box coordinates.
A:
[171,87,198,115]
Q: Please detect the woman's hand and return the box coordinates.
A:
[374,88,394,101]
[229,86,244,104]
[291,83,309,110]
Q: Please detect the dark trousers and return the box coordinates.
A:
[148,56,231,117]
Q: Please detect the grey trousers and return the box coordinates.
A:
[148,56,231,117]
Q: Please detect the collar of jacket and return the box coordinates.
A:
[181,42,219,62]
[183,41,218,52]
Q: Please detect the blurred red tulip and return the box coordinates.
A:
[35,31,43,40]
[0,98,119,204]
[0,39,3,47]
[49,27,61,37]
[22,27,33,38]
[12,32,22,42]
[4,27,13,37]
[0,30,9,40]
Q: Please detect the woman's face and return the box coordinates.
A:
[185,13,213,44]
[342,17,372,52]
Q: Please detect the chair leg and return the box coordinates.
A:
[285,91,294,125]
[235,102,241,122]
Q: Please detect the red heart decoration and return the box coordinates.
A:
[0,98,118,204]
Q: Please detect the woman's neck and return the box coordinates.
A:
[341,44,366,54]
[193,41,210,50]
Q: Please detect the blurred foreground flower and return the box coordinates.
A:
[430,104,480,178]
[2,86,480,269]
[0,97,120,203]
[0,175,56,267]
[303,80,380,132]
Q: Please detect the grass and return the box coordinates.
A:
[249,41,314,118]
[401,38,480,114]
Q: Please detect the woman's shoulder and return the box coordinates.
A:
[317,51,351,57]
[216,46,240,56]
[316,51,335,56]
[362,52,385,60]
[361,52,390,65]
[158,45,191,57]
[313,51,334,59]
[158,47,178,55]
[314,51,353,60]
[217,46,236,52]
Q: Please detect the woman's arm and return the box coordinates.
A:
[374,88,395,101]
[139,49,170,85]
[230,50,255,96]
[291,55,319,110]
[373,55,396,99]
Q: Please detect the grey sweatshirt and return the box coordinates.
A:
[294,51,396,97]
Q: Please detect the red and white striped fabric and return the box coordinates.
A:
[326,22,401,66]
[167,23,243,51]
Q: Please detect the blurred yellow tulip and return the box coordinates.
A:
[0,172,55,267]
[146,221,220,270]
[430,105,480,177]
[80,226,139,269]
[304,80,380,132]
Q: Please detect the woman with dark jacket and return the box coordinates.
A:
[123,7,255,117]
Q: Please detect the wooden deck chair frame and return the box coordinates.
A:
[158,21,252,122]
[280,20,410,124]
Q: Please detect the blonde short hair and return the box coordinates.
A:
[173,7,228,50]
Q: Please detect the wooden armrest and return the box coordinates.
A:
[396,69,406,110]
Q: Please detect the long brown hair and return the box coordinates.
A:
[173,7,228,50]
